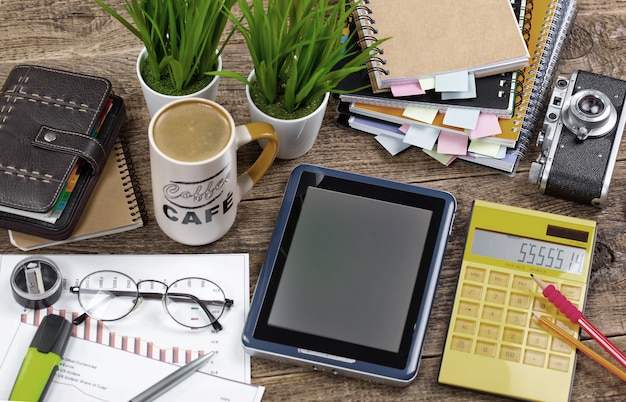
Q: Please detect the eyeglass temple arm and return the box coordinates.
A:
[134,292,224,331]
[166,292,234,331]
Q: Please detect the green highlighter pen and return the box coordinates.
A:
[9,314,72,402]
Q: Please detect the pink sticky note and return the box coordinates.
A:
[437,131,468,155]
[391,82,426,96]
[470,113,502,139]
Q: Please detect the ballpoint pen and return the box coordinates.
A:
[531,274,626,370]
[129,351,216,402]
[532,313,626,382]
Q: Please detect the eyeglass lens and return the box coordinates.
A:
[162,277,227,328]
[77,270,138,321]
[74,271,230,329]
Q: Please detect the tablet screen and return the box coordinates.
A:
[268,186,432,353]
[249,166,455,372]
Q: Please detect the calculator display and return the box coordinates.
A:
[471,229,586,274]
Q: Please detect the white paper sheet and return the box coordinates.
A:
[0,254,263,401]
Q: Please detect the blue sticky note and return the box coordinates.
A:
[376,135,412,155]
[441,72,477,100]
[403,125,440,150]
[435,71,469,93]
[443,107,481,130]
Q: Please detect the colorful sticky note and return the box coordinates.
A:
[375,135,412,155]
[419,77,436,91]
[423,148,456,166]
[391,82,426,96]
[403,125,440,150]
[435,71,469,92]
[467,139,505,158]
[443,107,481,130]
[403,105,439,124]
[441,72,477,100]
[437,131,468,155]
[470,113,502,139]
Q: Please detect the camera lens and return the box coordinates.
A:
[562,89,617,139]
[577,94,604,116]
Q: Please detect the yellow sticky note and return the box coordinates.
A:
[467,140,504,158]
[423,148,456,166]
[403,105,439,124]
[419,77,436,91]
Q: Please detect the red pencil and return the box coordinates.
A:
[531,274,626,370]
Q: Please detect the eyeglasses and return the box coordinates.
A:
[69,270,233,331]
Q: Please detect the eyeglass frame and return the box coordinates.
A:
[69,270,234,331]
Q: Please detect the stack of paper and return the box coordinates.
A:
[0,254,265,402]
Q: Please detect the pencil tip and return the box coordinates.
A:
[530,273,534,277]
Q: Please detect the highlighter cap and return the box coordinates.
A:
[9,314,73,402]
[33,314,73,356]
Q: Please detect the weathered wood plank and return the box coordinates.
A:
[1,0,626,400]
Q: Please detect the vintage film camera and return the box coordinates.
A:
[528,70,626,207]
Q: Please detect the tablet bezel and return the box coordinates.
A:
[243,164,456,385]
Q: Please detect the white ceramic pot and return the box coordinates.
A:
[245,71,329,160]
[136,47,221,117]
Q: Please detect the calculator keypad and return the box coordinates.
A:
[448,265,581,372]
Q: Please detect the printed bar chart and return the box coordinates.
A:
[21,307,207,365]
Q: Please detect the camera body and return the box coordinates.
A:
[528,70,626,207]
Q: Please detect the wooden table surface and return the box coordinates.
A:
[2,0,626,400]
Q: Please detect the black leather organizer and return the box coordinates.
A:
[0,65,125,240]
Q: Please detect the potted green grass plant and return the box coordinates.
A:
[211,0,386,159]
[95,0,236,115]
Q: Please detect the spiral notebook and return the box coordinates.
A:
[458,0,579,174]
[354,0,529,92]
[8,138,145,250]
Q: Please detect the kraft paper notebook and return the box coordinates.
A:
[8,139,145,250]
[354,0,529,92]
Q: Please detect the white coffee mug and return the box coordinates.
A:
[149,98,279,245]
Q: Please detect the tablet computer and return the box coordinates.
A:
[243,164,456,386]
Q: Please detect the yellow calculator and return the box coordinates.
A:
[438,200,597,401]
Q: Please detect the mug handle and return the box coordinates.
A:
[235,122,279,196]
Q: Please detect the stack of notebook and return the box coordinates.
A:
[337,0,578,174]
